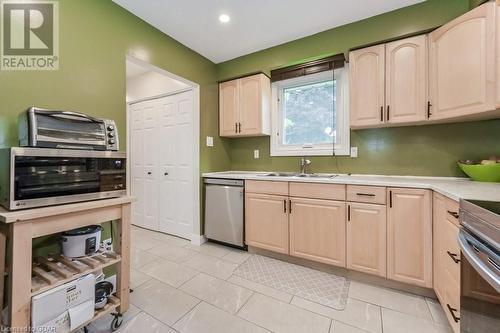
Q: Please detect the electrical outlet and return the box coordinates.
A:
[254,150,260,159]
[206,136,214,147]
[350,147,358,158]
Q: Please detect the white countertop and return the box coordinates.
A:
[202,171,500,202]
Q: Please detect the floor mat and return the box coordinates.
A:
[234,255,349,310]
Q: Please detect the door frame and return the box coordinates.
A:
[126,55,201,245]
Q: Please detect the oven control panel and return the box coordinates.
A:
[103,119,119,151]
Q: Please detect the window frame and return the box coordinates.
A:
[270,68,350,157]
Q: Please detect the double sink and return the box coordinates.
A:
[259,172,338,179]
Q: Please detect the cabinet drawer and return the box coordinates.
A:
[443,270,460,333]
[444,197,460,227]
[245,180,288,196]
[442,220,460,285]
[347,185,386,204]
[289,182,345,201]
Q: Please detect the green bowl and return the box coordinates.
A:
[458,162,500,182]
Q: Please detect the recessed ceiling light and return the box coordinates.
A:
[219,14,230,23]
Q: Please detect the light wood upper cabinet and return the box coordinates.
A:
[289,198,346,267]
[245,193,289,254]
[219,80,239,136]
[347,202,387,277]
[429,2,496,121]
[219,73,271,137]
[350,35,428,128]
[349,44,385,128]
[387,188,432,288]
[385,35,428,124]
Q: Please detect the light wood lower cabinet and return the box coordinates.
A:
[433,193,461,333]
[245,193,289,254]
[347,202,387,277]
[289,198,346,267]
[387,188,432,288]
[245,181,439,289]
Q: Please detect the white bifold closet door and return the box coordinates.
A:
[130,90,194,239]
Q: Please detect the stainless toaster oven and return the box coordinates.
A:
[19,107,119,151]
[0,147,126,210]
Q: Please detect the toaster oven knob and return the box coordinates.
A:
[108,139,115,145]
[107,125,115,131]
[108,132,115,138]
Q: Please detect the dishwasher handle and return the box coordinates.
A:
[204,178,244,187]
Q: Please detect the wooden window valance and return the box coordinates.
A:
[270,53,345,82]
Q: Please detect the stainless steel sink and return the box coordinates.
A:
[260,172,298,177]
[259,172,337,179]
[295,173,338,179]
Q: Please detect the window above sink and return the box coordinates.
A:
[270,69,350,157]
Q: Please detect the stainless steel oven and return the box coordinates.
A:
[0,147,126,210]
[459,199,500,333]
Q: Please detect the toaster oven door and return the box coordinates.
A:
[11,150,126,209]
[31,110,107,150]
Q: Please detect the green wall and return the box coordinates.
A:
[0,0,232,252]
[0,0,231,173]
[218,0,500,177]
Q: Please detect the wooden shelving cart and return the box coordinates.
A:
[0,196,132,332]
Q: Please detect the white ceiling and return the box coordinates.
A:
[114,0,424,64]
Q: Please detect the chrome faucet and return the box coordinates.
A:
[299,157,312,174]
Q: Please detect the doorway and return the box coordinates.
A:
[126,56,200,242]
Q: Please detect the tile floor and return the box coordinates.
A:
[86,226,452,333]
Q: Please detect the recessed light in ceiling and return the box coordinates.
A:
[218,14,230,23]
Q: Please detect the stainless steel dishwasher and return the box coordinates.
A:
[204,178,245,249]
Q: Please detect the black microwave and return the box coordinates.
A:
[0,147,126,210]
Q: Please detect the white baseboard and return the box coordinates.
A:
[191,234,207,246]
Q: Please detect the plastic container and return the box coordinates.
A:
[458,162,500,182]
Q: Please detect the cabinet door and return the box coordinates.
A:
[219,80,239,137]
[429,3,496,120]
[239,74,263,135]
[432,193,446,302]
[349,44,385,128]
[289,198,346,267]
[385,35,427,124]
[347,202,387,277]
[387,188,432,287]
[245,193,289,254]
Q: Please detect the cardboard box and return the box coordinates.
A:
[31,274,95,328]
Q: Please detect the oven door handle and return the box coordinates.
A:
[459,230,500,293]
[37,110,101,123]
